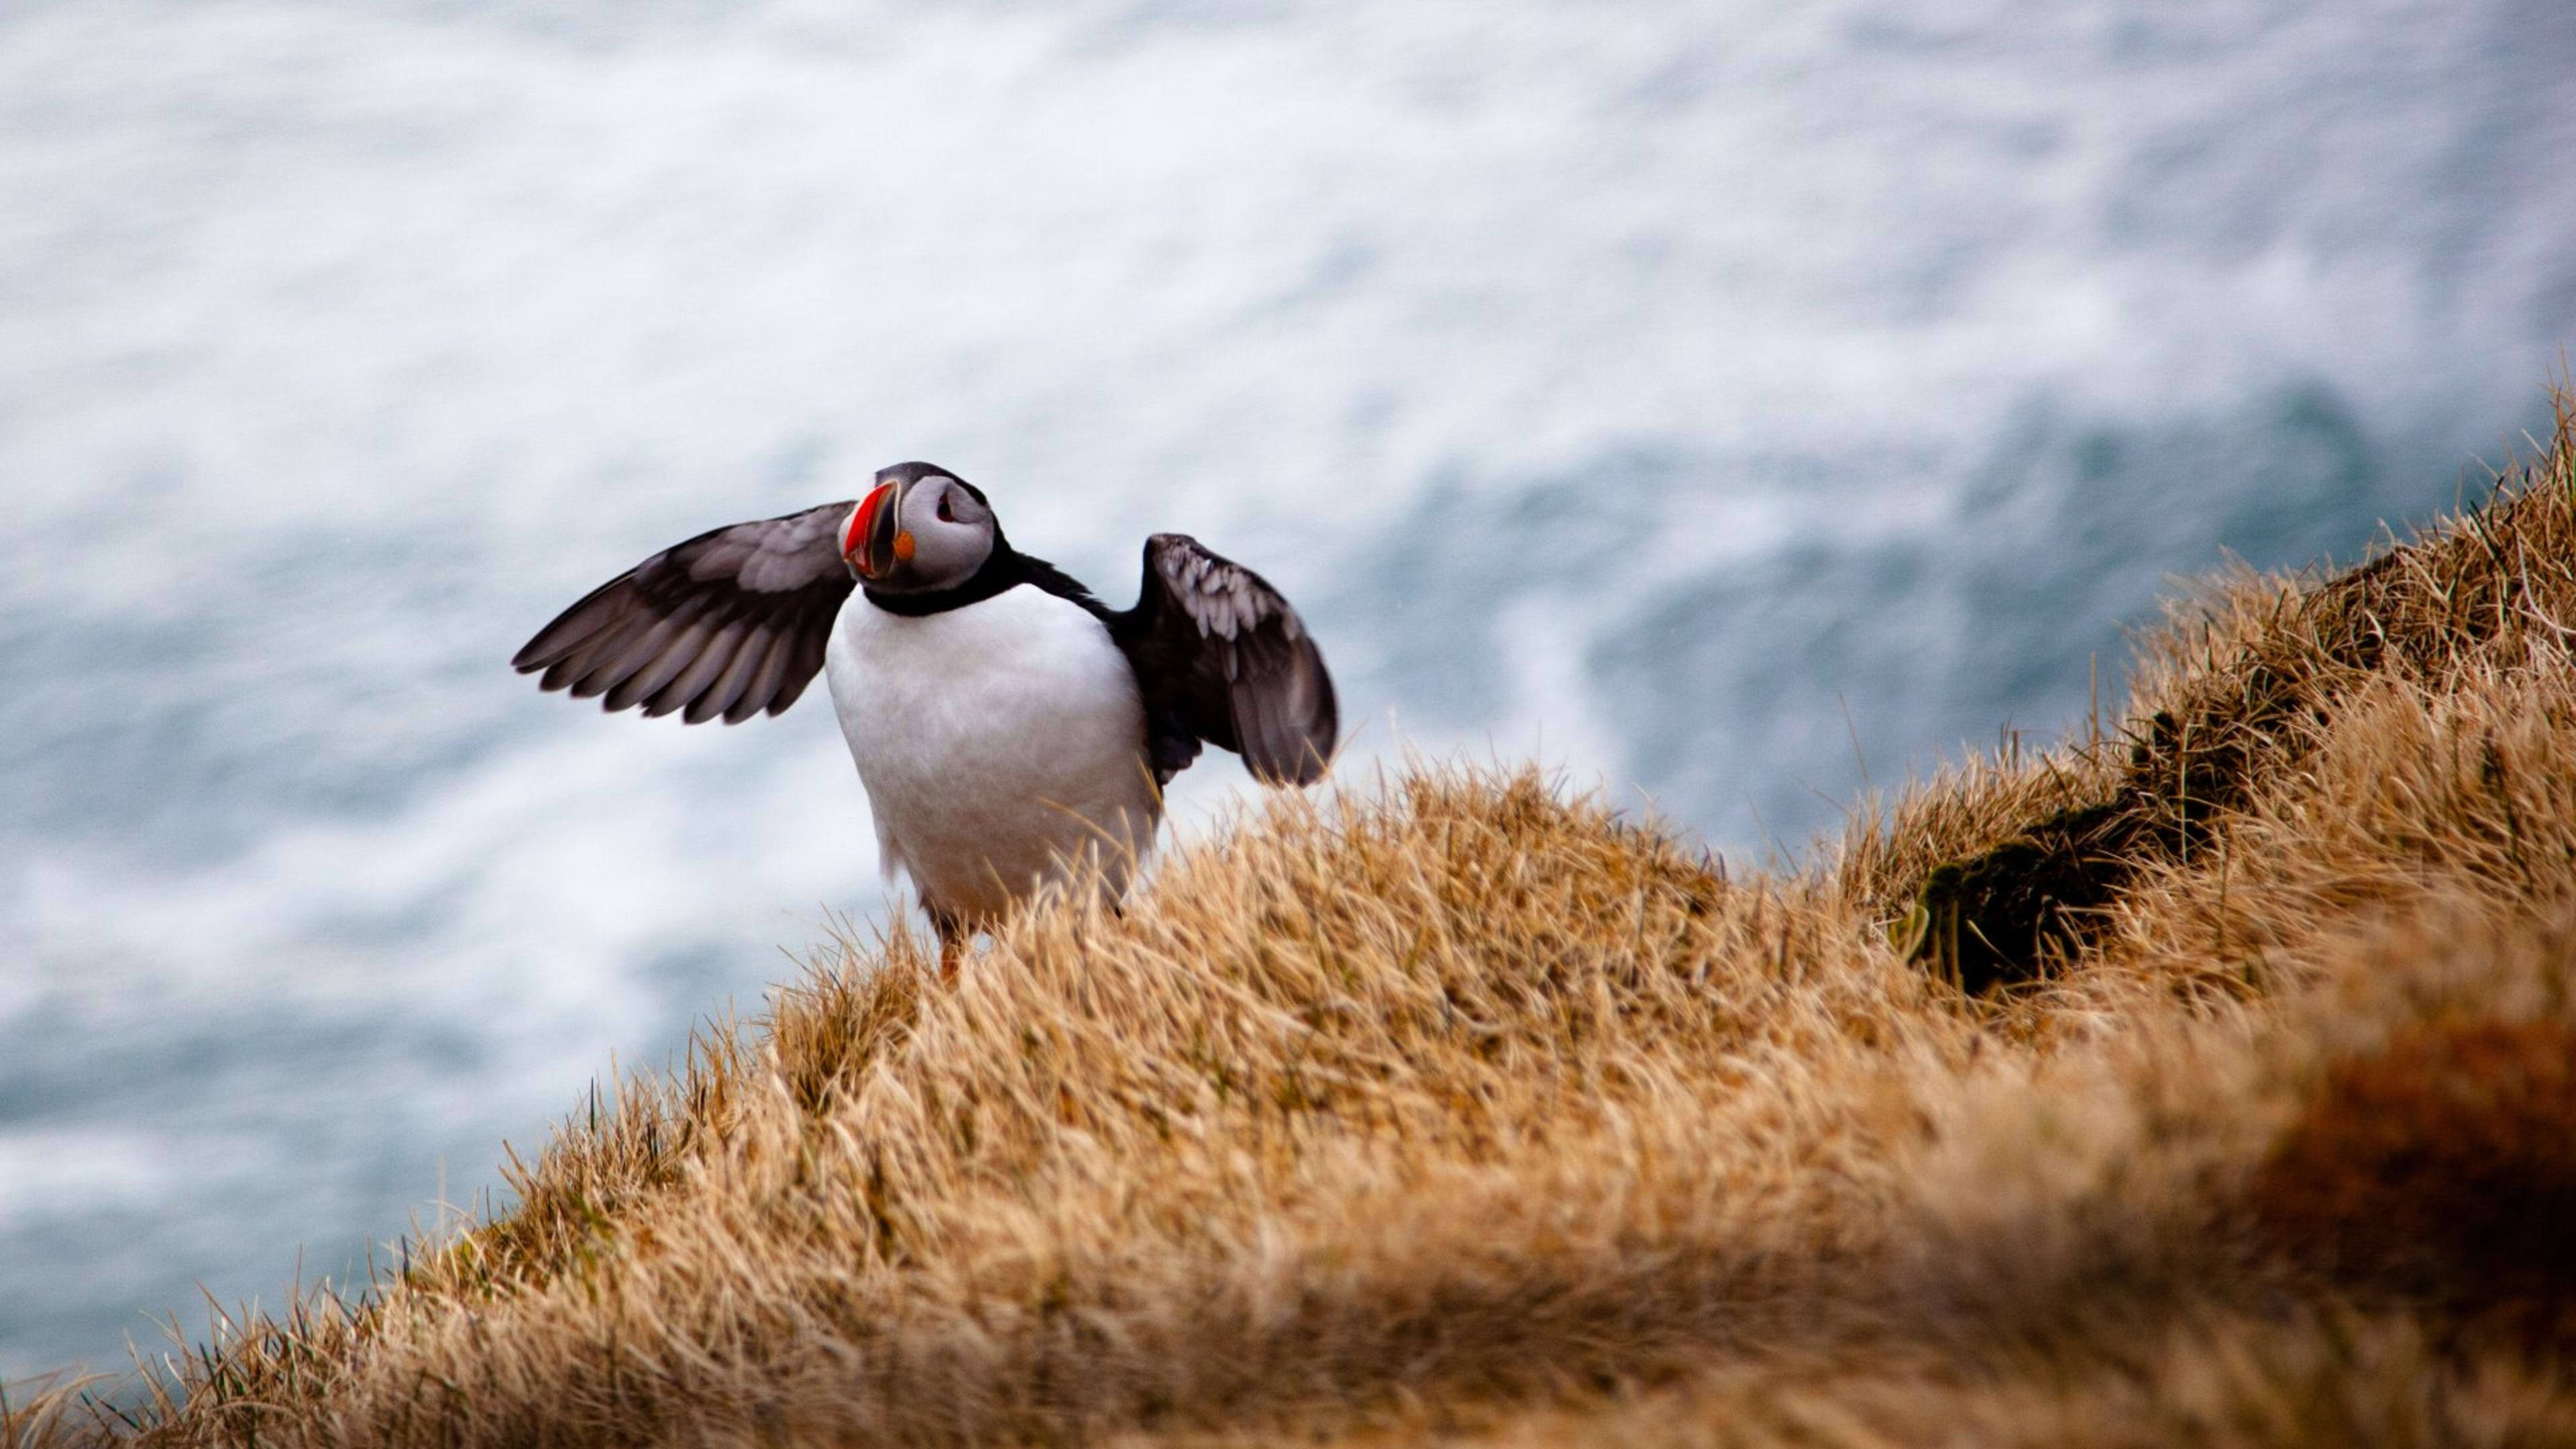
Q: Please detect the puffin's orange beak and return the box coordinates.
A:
[845,480,903,579]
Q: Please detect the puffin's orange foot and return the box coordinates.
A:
[926,902,967,985]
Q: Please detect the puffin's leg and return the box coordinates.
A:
[924,901,968,984]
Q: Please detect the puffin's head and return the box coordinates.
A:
[843,462,998,592]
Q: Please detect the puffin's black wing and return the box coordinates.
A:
[1110,533,1338,786]
[512,500,857,725]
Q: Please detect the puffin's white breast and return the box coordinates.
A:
[823,584,1158,922]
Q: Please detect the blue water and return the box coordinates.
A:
[4,0,2572,1382]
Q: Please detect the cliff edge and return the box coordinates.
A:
[23,394,2576,1448]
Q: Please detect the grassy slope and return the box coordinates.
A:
[19,398,2576,1446]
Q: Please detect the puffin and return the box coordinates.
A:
[511,462,1337,967]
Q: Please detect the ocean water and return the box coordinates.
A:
[4,0,2572,1381]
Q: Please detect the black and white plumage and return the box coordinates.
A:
[513,462,1337,951]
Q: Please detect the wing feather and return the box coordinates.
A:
[588,607,712,702]
[645,619,745,720]
[770,627,830,714]
[514,500,857,724]
[537,651,589,694]
[512,582,634,673]
[687,621,768,725]
[726,627,797,724]
[591,598,710,706]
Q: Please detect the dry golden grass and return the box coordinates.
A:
[27,394,2576,1446]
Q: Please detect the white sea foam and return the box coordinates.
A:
[3,0,2571,1379]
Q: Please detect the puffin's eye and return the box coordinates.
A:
[937,494,956,523]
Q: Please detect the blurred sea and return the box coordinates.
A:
[4,0,2573,1381]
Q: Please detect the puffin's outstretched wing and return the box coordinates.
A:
[512,500,857,725]
[1111,533,1338,786]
